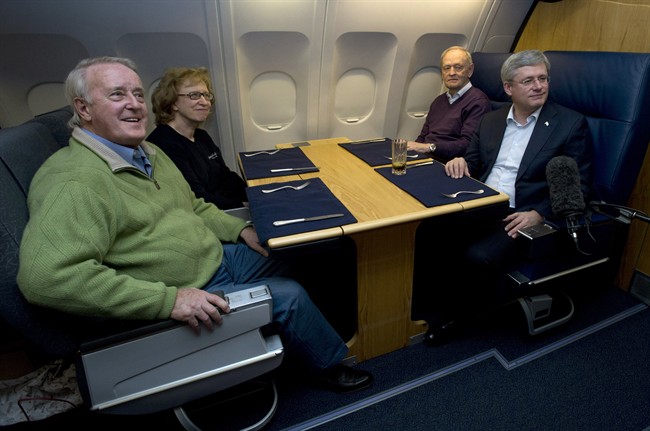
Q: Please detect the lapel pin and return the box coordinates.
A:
[545,121,549,126]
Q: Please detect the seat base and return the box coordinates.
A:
[518,291,574,335]
[174,376,278,431]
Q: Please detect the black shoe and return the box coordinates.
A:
[423,320,457,346]
[314,364,374,393]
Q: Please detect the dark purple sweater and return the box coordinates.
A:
[415,86,491,161]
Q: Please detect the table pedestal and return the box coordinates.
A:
[347,221,426,362]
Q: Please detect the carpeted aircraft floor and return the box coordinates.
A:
[267,285,650,430]
[3,285,648,430]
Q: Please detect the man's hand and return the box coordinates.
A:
[503,210,543,238]
[407,141,431,154]
[171,288,230,330]
[445,157,471,179]
[239,226,269,257]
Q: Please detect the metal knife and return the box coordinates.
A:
[273,213,344,226]
[342,138,386,145]
[407,161,434,168]
[270,167,318,172]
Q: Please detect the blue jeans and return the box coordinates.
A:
[203,243,348,372]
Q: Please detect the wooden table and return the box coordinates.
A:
[242,137,509,362]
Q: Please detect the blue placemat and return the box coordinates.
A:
[239,147,318,180]
[339,139,427,166]
[245,178,357,243]
[375,162,499,207]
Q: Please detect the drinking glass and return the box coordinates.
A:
[391,138,407,175]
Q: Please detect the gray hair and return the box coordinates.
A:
[65,56,139,128]
[500,50,550,83]
[440,46,473,66]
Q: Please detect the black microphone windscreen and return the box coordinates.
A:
[546,156,585,218]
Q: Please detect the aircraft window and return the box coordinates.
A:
[249,72,297,131]
[334,69,375,123]
[0,33,88,126]
[238,32,307,133]
[405,66,443,118]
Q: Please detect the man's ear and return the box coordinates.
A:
[74,97,92,122]
[466,63,475,78]
[503,81,512,96]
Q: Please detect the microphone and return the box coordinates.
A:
[546,156,585,248]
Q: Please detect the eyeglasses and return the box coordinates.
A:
[178,91,214,101]
[513,76,550,88]
[442,64,467,73]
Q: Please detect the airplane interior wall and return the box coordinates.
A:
[0,0,534,170]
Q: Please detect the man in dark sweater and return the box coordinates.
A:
[407,46,491,162]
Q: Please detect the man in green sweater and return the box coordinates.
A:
[17,57,372,393]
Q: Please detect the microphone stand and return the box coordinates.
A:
[562,211,596,256]
[585,201,649,284]
[565,212,582,248]
[588,201,650,225]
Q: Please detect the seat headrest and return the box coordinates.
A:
[545,51,650,123]
[27,106,73,148]
[470,52,512,109]
[0,122,62,195]
[545,51,650,204]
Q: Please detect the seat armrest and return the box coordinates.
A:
[77,285,282,414]
[79,285,272,353]
[224,206,252,224]
[516,223,558,258]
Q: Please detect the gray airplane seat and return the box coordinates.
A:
[0,108,284,430]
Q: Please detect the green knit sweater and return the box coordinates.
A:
[17,128,248,320]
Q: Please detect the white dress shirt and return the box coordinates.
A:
[485,106,542,208]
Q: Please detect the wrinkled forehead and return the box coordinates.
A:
[442,49,470,66]
[512,63,549,80]
[87,63,143,89]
